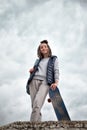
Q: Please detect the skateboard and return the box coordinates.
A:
[49,87,71,121]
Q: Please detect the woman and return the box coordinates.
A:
[27,40,59,122]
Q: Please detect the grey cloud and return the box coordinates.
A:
[76,0,87,5]
[83,27,87,47]
[0,0,50,31]
[0,80,29,125]
[65,0,87,4]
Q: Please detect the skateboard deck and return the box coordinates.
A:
[49,87,71,121]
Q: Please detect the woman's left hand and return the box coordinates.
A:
[50,83,57,90]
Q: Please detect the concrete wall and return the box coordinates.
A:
[0,121,87,130]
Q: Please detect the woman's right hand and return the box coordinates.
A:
[29,68,34,73]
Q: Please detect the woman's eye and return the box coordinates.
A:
[40,44,48,49]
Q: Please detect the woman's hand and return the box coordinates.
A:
[50,80,59,90]
[29,68,34,73]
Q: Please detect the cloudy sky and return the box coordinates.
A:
[0,0,87,126]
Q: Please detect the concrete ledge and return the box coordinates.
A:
[0,121,87,130]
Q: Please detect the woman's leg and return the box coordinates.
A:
[29,79,49,122]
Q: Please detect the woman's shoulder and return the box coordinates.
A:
[51,55,58,59]
[51,55,59,63]
[34,58,41,66]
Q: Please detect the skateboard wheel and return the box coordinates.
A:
[48,98,51,103]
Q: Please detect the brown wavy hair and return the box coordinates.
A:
[37,40,52,58]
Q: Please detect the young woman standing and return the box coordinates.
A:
[27,40,59,122]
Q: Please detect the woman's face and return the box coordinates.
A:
[40,43,49,56]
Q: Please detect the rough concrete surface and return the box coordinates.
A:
[0,121,87,130]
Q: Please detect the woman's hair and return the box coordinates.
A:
[37,40,52,58]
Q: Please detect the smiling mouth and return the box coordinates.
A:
[42,50,47,53]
